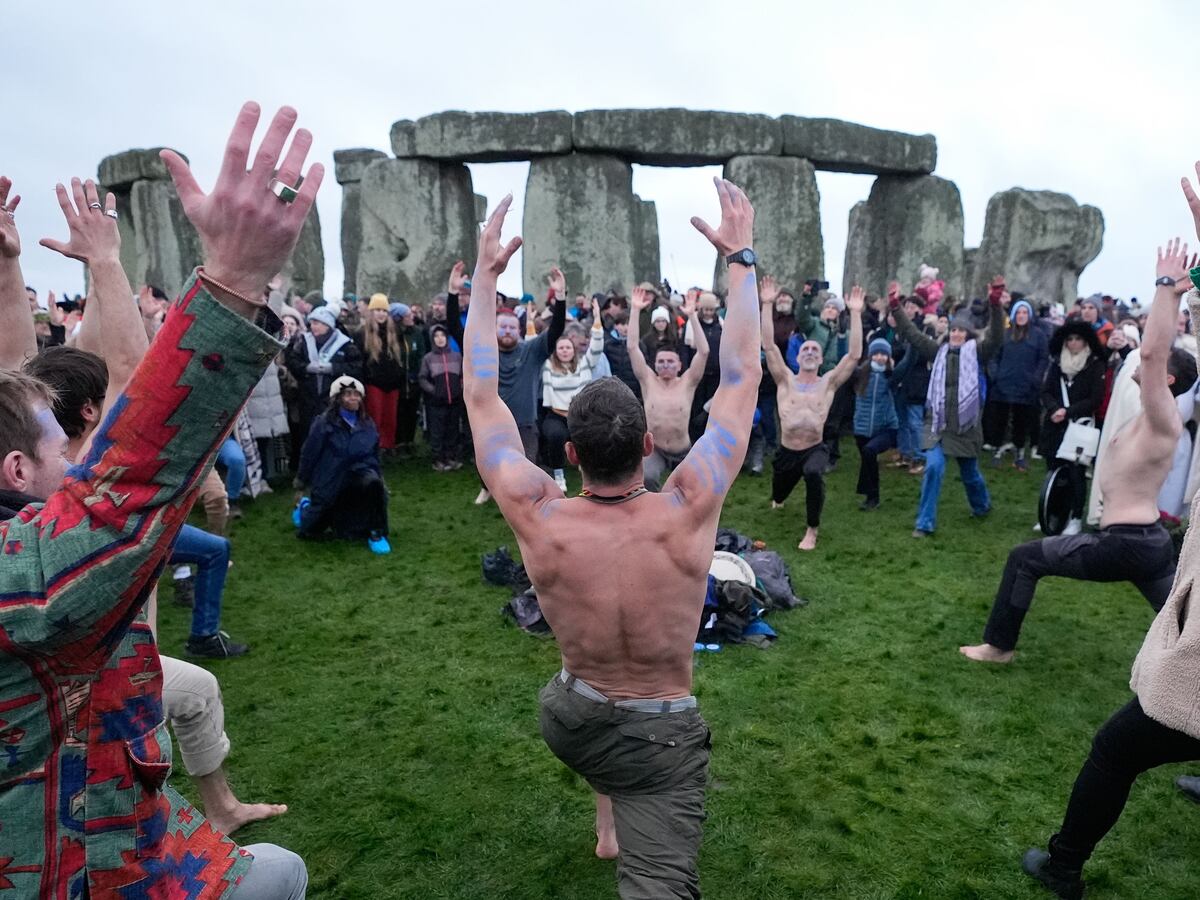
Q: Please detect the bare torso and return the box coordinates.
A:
[1096,411,1180,527]
[642,377,697,455]
[512,493,714,699]
[776,374,835,451]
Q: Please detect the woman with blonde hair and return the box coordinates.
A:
[541,298,604,490]
[356,292,405,453]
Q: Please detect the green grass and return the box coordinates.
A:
[158,447,1200,898]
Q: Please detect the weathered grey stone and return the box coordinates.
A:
[127,180,205,297]
[781,117,936,176]
[522,154,636,297]
[971,189,1104,305]
[474,193,488,223]
[356,158,479,303]
[963,247,979,301]
[389,120,417,158]
[573,109,781,166]
[402,110,573,162]
[334,148,387,185]
[98,148,183,189]
[278,203,325,297]
[631,196,661,285]
[842,175,964,301]
[715,156,822,295]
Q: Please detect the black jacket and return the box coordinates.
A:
[297,408,382,507]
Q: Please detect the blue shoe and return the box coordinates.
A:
[292,497,310,528]
[367,532,391,554]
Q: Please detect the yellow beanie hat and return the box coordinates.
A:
[368,293,390,311]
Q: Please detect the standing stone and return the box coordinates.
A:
[356,158,479,303]
[972,189,1104,305]
[127,179,205,297]
[334,149,387,297]
[780,117,937,176]
[631,196,661,285]
[841,175,964,301]
[573,109,781,166]
[962,247,979,302]
[714,156,822,295]
[523,154,637,297]
[278,204,325,297]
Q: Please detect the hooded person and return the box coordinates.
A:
[985,298,1050,470]
[889,294,1006,537]
[1080,294,1115,347]
[1038,320,1107,533]
[293,374,390,553]
[418,323,466,470]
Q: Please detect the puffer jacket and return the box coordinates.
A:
[418,346,464,406]
[991,326,1050,405]
[853,366,900,437]
[246,363,290,438]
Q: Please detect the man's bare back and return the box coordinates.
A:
[514,493,713,699]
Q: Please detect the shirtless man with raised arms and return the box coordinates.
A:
[626,287,709,490]
[761,274,863,550]
[463,178,760,898]
[960,237,1198,664]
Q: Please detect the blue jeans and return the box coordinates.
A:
[758,389,778,450]
[218,437,246,502]
[234,844,308,898]
[170,524,229,638]
[914,443,990,533]
[898,402,925,462]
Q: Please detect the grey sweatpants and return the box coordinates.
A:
[538,674,710,899]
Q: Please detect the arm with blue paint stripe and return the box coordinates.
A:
[666,179,761,512]
[464,196,558,513]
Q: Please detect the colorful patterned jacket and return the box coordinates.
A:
[0,273,281,897]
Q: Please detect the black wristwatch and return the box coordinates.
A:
[726,248,757,268]
[1156,276,1177,288]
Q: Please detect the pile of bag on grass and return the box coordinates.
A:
[490,527,807,648]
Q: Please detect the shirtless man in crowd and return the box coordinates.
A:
[464,178,760,898]
[626,285,709,490]
[761,275,863,550]
[960,237,1198,663]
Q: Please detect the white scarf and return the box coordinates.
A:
[1059,346,1090,379]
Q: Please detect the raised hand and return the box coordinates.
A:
[548,266,566,297]
[760,274,779,305]
[39,178,120,263]
[1182,163,1200,242]
[691,177,754,257]
[160,102,324,300]
[477,195,522,276]
[630,285,652,311]
[0,176,20,259]
[681,292,697,317]
[448,260,468,295]
[1157,237,1192,294]
[845,285,866,313]
[591,297,602,326]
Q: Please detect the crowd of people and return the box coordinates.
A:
[3,99,1200,899]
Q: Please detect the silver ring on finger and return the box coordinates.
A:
[104,209,118,220]
[269,178,299,204]
[88,202,103,210]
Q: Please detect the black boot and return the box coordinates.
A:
[172,575,195,608]
[1022,848,1084,899]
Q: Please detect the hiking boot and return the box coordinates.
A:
[227,501,243,520]
[1177,774,1200,803]
[172,576,195,608]
[367,531,391,554]
[1021,848,1084,899]
[186,631,249,659]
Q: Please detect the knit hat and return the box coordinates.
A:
[651,307,671,324]
[329,374,364,398]
[1009,299,1034,323]
[303,290,326,309]
[389,302,411,320]
[821,292,845,313]
[868,337,892,357]
[948,312,977,336]
[279,303,306,331]
[307,306,338,331]
[1081,294,1104,310]
[368,293,390,311]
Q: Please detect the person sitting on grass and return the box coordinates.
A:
[960,238,1197,667]
[541,298,605,491]
[294,374,391,554]
[418,323,465,471]
[852,337,899,510]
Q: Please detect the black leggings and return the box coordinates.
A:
[983,399,1039,449]
[541,411,569,470]
[771,444,828,528]
[1048,696,1200,871]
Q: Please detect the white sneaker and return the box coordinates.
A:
[1032,522,1042,532]
[1030,448,1043,460]
[554,473,568,492]
[1063,517,1083,535]
[474,488,491,506]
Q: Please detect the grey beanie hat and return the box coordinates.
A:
[307,306,339,331]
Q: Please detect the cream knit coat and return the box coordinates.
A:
[1130,290,1200,738]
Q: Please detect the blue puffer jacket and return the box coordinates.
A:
[297,408,381,507]
[990,327,1049,405]
[853,367,899,437]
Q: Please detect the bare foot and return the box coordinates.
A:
[958,643,1014,664]
[594,793,618,859]
[205,801,288,836]
[771,500,784,509]
[798,527,818,551]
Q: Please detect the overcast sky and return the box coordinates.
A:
[7,0,1195,305]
